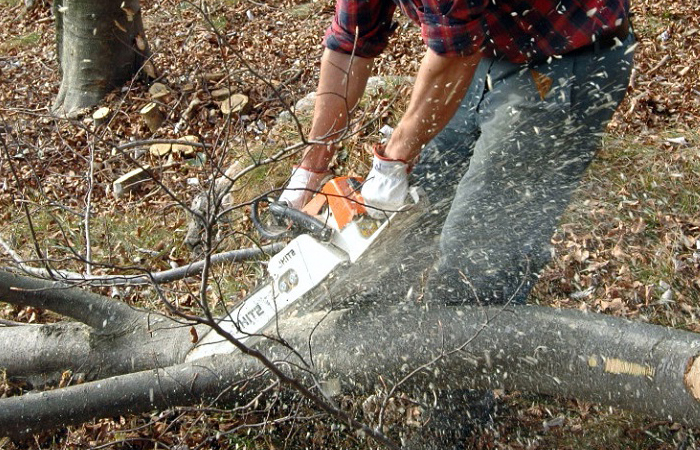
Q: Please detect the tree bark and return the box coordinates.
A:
[0,317,201,386]
[0,271,201,385]
[52,0,150,117]
[2,300,700,440]
[0,270,141,329]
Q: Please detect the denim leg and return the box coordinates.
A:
[427,37,635,305]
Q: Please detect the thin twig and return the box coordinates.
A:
[0,124,54,278]
[0,318,32,327]
[83,139,95,275]
[647,55,670,75]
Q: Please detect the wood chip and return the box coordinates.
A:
[148,82,171,100]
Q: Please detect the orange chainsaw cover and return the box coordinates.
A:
[301,177,366,230]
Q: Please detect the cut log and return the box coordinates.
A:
[175,97,202,133]
[172,135,198,157]
[203,71,226,82]
[92,107,111,127]
[148,82,171,102]
[149,143,172,157]
[112,166,152,197]
[220,94,249,115]
[211,87,233,100]
[184,160,244,251]
[140,102,164,133]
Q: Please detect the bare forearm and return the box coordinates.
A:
[384,50,481,162]
[300,49,374,171]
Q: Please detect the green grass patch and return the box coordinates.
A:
[534,128,700,322]
[209,14,228,32]
[0,31,40,52]
[5,201,188,276]
[288,2,315,18]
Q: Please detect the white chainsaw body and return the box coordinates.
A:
[185,186,420,361]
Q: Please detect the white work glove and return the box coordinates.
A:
[278,166,329,209]
[361,151,409,219]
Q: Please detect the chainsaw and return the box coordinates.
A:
[186,177,421,361]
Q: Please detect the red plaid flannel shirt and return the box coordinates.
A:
[323,0,629,63]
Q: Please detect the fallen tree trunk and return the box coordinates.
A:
[2,300,700,439]
[0,317,201,386]
[0,271,202,385]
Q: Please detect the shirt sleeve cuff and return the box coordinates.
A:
[323,21,394,59]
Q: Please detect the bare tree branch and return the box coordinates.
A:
[0,270,140,328]
[1,242,283,286]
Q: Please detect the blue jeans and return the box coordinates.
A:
[413,35,635,305]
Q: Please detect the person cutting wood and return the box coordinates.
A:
[278,3,634,446]
[280,0,634,305]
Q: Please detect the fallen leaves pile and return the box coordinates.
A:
[0,0,699,448]
[536,0,700,325]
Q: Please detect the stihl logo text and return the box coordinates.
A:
[278,249,296,268]
[237,304,265,328]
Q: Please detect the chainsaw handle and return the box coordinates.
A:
[251,197,332,242]
[269,202,333,241]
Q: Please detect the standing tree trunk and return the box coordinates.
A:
[52,0,151,117]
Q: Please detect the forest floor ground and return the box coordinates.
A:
[1,0,699,448]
